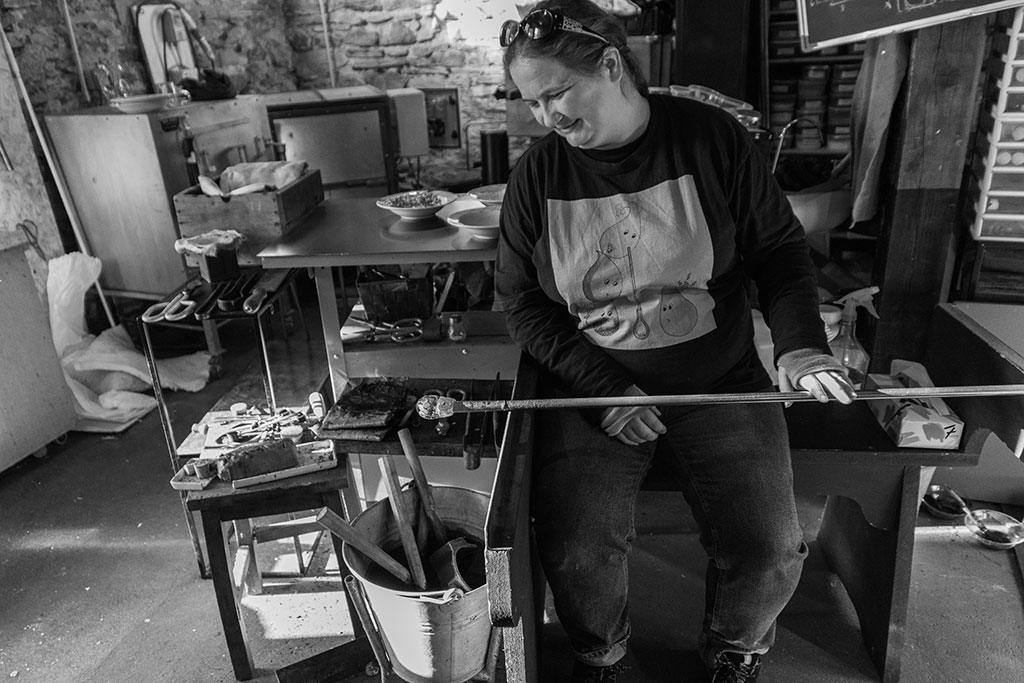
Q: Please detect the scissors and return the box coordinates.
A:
[349,317,424,343]
[142,285,198,323]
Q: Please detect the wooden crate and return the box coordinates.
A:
[173,168,324,249]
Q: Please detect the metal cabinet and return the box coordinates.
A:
[45,97,267,296]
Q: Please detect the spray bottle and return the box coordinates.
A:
[828,286,879,389]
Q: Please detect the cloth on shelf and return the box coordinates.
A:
[850,34,910,224]
[173,229,245,258]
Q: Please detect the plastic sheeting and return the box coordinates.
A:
[47,252,212,432]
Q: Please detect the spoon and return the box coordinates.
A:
[943,486,1024,549]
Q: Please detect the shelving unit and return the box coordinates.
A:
[760,0,864,154]
[957,8,1024,302]
[967,8,1024,242]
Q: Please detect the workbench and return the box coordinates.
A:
[484,297,1024,683]
[257,197,519,401]
[251,201,996,683]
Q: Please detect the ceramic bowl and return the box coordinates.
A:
[376,190,457,220]
[963,509,1024,549]
[467,183,507,206]
[445,206,501,241]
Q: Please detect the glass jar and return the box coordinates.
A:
[444,313,467,342]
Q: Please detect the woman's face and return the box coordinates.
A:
[510,52,630,150]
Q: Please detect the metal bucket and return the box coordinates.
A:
[342,485,491,683]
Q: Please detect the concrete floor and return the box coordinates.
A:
[1,305,1023,683]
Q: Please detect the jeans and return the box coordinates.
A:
[531,401,807,669]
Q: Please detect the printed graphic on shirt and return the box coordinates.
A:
[548,176,716,350]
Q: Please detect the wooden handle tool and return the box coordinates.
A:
[398,428,448,544]
[377,455,428,590]
[316,507,411,585]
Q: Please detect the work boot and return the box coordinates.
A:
[569,660,628,682]
[710,652,761,682]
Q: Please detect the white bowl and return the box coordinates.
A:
[109,93,177,114]
[446,206,501,240]
[467,183,507,205]
[376,190,457,220]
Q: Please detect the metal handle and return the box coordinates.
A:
[417,384,1024,420]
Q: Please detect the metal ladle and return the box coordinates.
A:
[942,485,1024,549]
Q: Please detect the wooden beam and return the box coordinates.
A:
[871,17,987,371]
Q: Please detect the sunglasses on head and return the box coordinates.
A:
[499,8,610,48]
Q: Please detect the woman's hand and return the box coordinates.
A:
[599,385,667,445]
[777,349,856,405]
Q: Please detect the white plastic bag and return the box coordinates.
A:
[46,253,211,431]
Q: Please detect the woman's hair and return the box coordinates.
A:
[502,0,649,97]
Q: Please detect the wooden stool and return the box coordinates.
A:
[185,465,356,681]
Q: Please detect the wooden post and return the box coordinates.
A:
[870,17,987,371]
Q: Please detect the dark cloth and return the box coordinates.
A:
[493,95,828,407]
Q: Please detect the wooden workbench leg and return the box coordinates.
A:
[817,467,920,683]
[313,266,347,402]
[202,510,255,681]
[322,491,367,642]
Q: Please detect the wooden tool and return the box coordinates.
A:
[377,455,428,590]
[316,507,412,585]
[416,384,1024,419]
[242,268,291,313]
[398,428,447,545]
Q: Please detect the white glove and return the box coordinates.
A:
[777,348,856,406]
[599,385,667,446]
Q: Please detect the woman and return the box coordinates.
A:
[493,2,856,682]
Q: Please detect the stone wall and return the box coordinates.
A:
[0,0,525,188]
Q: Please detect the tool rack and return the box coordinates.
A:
[140,267,305,577]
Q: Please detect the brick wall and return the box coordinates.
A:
[0,0,525,188]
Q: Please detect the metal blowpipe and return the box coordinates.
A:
[415,384,1024,420]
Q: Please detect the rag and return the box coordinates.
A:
[173,229,245,258]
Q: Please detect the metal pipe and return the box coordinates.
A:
[771,117,824,173]
[417,384,1024,419]
[59,0,90,104]
[317,0,337,88]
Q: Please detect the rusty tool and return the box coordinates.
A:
[416,384,1024,420]
[377,454,428,590]
[398,428,447,545]
[317,508,412,585]
[427,537,477,592]
[462,376,498,470]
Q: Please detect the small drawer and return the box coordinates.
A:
[798,97,827,112]
[769,21,800,42]
[997,121,1024,143]
[986,170,1024,192]
[770,80,798,95]
[801,64,831,80]
[976,215,1024,240]
[994,149,1024,167]
[770,43,801,59]
[983,195,1024,214]
[1001,91,1024,113]
[827,105,852,125]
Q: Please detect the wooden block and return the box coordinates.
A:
[218,439,300,481]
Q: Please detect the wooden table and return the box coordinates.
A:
[185,466,353,681]
[485,353,983,683]
[258,197,517,401]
